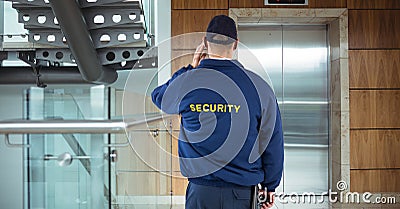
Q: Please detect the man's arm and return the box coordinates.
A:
[261,103,284,192]
[151,42,206,114]
[151,65,193,114]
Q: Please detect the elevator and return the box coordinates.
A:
[238,25,329,194]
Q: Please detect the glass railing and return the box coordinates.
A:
[24,86,110,209]
[141,0,155,46]
[5,85,184,209]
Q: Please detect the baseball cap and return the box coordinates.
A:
[206,15,238,45]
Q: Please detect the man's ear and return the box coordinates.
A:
[233,40,238,50]
[203,37,208,49]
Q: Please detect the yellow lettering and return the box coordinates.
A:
[217,104,224,112]
[227,104,233,112]
[203,104,209,112]
[234,105,241,113]
[210,104,216,112]
[190,104,196,112]
[189,104,241,113]
[196,104,202,112]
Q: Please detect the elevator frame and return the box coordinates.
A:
[229,8,350,195]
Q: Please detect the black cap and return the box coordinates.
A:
[206,15,238,45]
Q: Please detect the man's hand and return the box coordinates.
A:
[259,191,274,209]
[192,41,207,68]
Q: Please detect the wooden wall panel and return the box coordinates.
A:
[348,0,400,9]
[350,130,400,169]
[172,175,189,195]
[308,0,347,8]
[116,172,171,195]
[172,0,228,9]
[349,10,400,49]
[171,50,193,73]
[229,0,346,8]
[229,0,263,8]
[349,50,400,89]
[171,10,229,36]
[350,90,400,128]
[350,169,400,192]
[348,0,400,194]
[171,33,206,50]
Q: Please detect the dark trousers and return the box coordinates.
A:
[185,182,252,209]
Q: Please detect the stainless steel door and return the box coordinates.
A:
[239,25,329,194]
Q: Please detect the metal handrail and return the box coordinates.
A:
[0,115,172,134]
[4,134,30,148]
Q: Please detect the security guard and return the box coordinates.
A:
[152,15,283,209]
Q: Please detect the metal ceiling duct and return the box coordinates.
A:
[0,67,89,84]
[48,0,117,84]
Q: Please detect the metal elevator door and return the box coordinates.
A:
[238,25,329,194]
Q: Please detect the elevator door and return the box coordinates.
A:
[238,25,329,194]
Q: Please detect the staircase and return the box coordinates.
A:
[1,0,157,84]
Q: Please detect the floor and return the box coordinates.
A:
[113,203,400,209]
[113,195,400,209]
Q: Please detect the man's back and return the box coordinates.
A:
[152,59,283,189]
[151,14,283,209]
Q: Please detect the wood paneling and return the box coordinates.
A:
[229,0,263,8]
[171,50,193,73]
[348,1,400,194]
[350,130,400,169]
[348,0,400,9]
[229,0,346,8]
[350,169,400,192]
[117,172,171,195]
[349,10,400,49]
[172,174,189,195]
[349,50,400,89]
[171,10,229,36]
[171,33,206,50]
[308,0,346,8]
[350,90,400,128]
[172,0,228,10]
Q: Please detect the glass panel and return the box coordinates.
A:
[24,86,109,209]
[141,0,155,46]
[22,71,178,208]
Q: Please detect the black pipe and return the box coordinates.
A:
[0,67,90,84]
[48,0,117,84]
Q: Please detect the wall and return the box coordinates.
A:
[171,0,229,73]
[170,0,400,193]
[347,0,400,193]
[229,0,346,8]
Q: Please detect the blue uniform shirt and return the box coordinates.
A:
[151,59,283,192]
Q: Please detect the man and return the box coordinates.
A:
[151,15,283,209]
